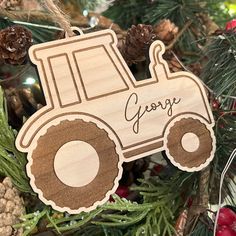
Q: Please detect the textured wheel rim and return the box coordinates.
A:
[29,119,121,210]
[166,118,213,169]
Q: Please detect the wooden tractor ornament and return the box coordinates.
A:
[16,28,216,214]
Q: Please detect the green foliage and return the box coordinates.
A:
[14,208,50,236]
[103,0,146,29]
[0,87,31,193]
[15,172,197,236]
[189,220,213,236]
[103,0,225,53]
[211,1,235,27]
[213,112,236,205]
[104,0,226,28]
[201,32,236,102]
[201,31,236,205]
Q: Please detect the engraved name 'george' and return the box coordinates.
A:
[125,93,181,134]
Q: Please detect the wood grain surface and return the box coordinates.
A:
[31,119,120,210]
[16,28,216,213]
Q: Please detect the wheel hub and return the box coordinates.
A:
[181,132,200,153]
[54,140,100,187]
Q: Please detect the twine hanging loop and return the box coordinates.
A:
[43,0,74,37]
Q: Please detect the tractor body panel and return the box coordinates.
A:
[14,29,216,214]
[16,29,214,156]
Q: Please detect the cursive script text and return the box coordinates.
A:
[125,93,181,134]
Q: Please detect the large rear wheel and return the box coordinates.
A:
[28,119,121,213]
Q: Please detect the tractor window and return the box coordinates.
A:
[49,54,81,107]
[73,46,128,100]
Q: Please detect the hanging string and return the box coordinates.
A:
[43,0,74,37]
[213,148,236,236]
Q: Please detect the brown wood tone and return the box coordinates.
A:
[124,141,163,159]
[16,27,216,214]
[30,119,120,210]
[166,118,213,168]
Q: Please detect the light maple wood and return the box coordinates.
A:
[181,132,200,152]
[54,140,100,187]
[15,27,216,214]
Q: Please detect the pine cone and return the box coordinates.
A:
[0,25,33,65]
[119,24,156,65]
[154,19,178,44]
[0,177,24,236]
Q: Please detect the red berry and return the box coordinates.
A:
[115,185,129,198]
[212,99,220,110]
[218,208,236,227]
[109,186,130,202]
[150,164,164,176]
[226,19,236,31]
[216,226,236,236]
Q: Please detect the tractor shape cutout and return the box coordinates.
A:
[16,28,216,214]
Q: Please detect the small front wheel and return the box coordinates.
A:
[165,117,215,171]
[28,119,122,213]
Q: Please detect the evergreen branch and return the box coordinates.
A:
[200,30,236,206]
[48,208,103,232]
[93,209,150,226]
[46,211,61,235]
[0,87,31,193]
[16,171,195,235]
[201,33,236,100]
[14,208,48,236]
[213,113,236,205]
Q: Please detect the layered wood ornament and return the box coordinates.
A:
[16,27,216,214]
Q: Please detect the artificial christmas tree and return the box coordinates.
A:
[0,0,234,235]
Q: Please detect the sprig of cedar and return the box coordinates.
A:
[15,171,197,236]
[0,87,31,193]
